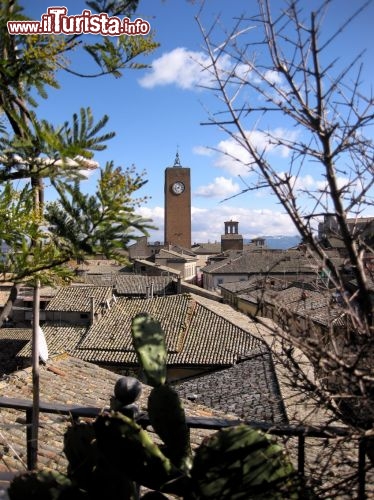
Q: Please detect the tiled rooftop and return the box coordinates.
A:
[175,352,286,424]
[1,296,371,497]
[114,275,175,296]
[156,248,197,262]
[73,274,176,297]
[192,243,258,255]
[72,260,126,275]
[202,250,289,274]
[239,286,347,327]
[45,286,112,312]
[191,243,222,254]
[134,259,181,276]
[78,273,117,287]
[219,276,265,293]
[17,286,59,301]
[0,355,230,473]
[202,249,343,276]
[16,325,87,361]
[18,294,268,369]
[168,244,197,257]
[185,295,336,425]
[0,355,120,472]
[0,329,31,376]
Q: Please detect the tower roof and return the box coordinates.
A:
[173,150,181,167]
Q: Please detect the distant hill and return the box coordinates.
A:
[245,235,301,250]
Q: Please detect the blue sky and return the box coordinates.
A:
[23,0,374,244]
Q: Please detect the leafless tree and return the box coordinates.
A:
[196,0,374,482]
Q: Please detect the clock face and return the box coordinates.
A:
[171,181,185,195]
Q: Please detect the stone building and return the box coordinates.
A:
[221,220,243,252]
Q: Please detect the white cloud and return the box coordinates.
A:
[136,203,297,244]
[191,205,296,243]
[195,177,240,198]
[214,128,299,176]
[139,48,213,89]
[136,205,163,228]
[316,176,351,191]
[263,70,283,85]
[252,69,284,86]
[277,173,316,191]
[214,137,254,176]
[138,47,237,90]
[193,145,214,157]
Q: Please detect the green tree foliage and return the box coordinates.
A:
[0,107,115,193]
[0,0,158,188]
[0,183,72,324]
[0,0,158,110]
[0,183,69,282]
[45,162,154,261]
[0,0,159,323]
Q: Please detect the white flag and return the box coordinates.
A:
[37,326,49,363]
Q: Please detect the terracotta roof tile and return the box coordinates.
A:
[168,302,266,366]
[78,274,117,286]
[219,276,264,293]
[175,353,286,423]
[18,295,268,368]
[78,295,190,354]
[0,355,236,473]
[16,325,86,361]
[114,275,175,295]
[240,286,347,327]
[0,329,32,376]
[73,260,125,274]
[202,250,343,276]
[46,286,112,312]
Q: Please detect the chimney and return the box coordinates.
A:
[90,296,95,325]
[146,286,150,299]
[177,276,182,294]
[150,282,154,298]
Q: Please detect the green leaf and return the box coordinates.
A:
[148,385,192,470]
[131,313,167,386]
[8,470,78,500]
[94,412,177,491]
[192,424,300,500]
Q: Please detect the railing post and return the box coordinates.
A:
[298,434,305,478]
[30,280,41,470]
[358,438,366,500]
[26,408,34,470]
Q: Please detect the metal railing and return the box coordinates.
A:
[0,396,369,499]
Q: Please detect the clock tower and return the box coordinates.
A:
[164,152,191,248]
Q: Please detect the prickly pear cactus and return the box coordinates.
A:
[93,411,178,491]
[9,312,303,500]
[191,424,299,499]
[63,422,97,490]
[131,313,167,386]
[148,384,191,470]
[8,470,77,500]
